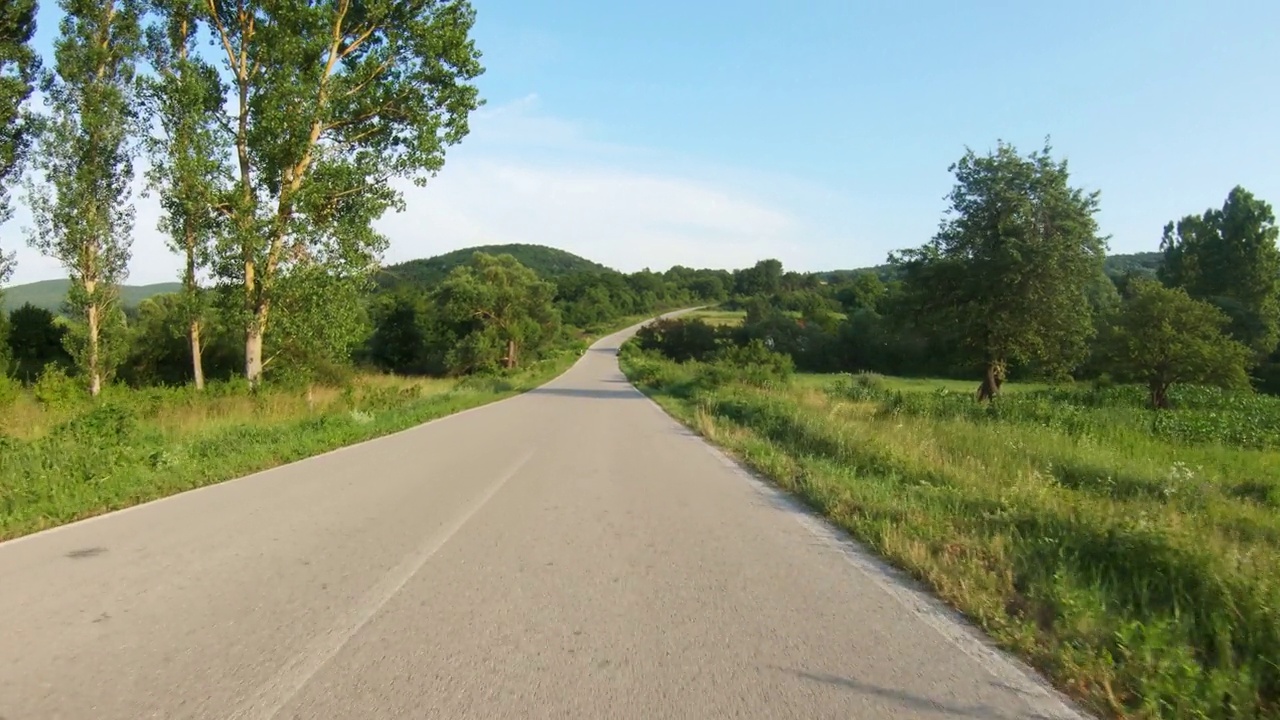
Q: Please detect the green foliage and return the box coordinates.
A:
[0,0,39,229]
[893,138,1108,392]
[1097,277,1252,409]
[24,0,144,395]
[205,0,485,383]
[633,317,725,362]
[434,251,560,374]
[1159,185,1280,360]
[6,302,70,380]
[31,363,85,410]
[265,265,372,386]
[732,258,783,297]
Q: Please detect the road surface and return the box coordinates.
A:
[0,316,1089,719]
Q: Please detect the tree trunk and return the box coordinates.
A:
[505,338,517,370]
[1149,380,1170,410]
[976,360,1004,402]
[189,318,205,390]
[245,314,265,388]
[86,299,102,397]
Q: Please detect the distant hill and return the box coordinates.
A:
[1,279,184,314]
[374,243,613,291]
[1102,251,1163,279]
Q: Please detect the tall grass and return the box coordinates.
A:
[622,350,1280,719]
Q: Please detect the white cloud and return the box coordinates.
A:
[3,94,850,286]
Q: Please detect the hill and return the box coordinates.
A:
[1,279,184,314]
[374,243,613,291]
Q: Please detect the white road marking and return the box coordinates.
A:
[226,449,537,720]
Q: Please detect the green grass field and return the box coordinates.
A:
[687,308,746,326]
[621,350,1280,719]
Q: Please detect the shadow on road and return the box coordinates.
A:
[775,667,1059,720]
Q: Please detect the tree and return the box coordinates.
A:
[264,263,372,388]
[892,138,1107,400]
[6,302,71,380]
[834,272,885,314]
[0,0,40,294]
[142,0,229,389]
[733,258,783,297]
[1097,277,1251,409]
[1158,186,1280,360]
[435,252,559,374]
[0,0,40,223]
[24,0,144,396]
[203,0,485,387]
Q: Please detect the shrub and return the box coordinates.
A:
[32,365,85,411]
[634,317,724,362]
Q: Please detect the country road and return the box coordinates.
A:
[0,316,1090,720]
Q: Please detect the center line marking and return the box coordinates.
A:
[227,448,537,720]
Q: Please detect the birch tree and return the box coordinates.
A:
[25,0,144,396]
[204,0,484,386]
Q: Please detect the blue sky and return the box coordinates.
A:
[6,0,1280,284]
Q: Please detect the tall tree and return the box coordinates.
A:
[0,0,39,207]
[203,0,485,387]
[142,0,228,389]
[892,139,1107,400]
[1097,277,1251,409]
[0,0,40,293]
[25,0,144,396]
[1158,185,1280,360]
[436,252,559,374]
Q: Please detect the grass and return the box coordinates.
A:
[0,310,675,542]
[687,308,746,326]
[621,351,1280,720]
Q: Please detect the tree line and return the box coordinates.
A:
[0,0,485,396]
[637,141,1279,409]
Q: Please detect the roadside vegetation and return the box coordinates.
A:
[621,141,1280,719]
[0,1,722,538]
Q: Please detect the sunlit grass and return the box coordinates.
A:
[622,351,1280,719]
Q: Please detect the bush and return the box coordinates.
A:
[707,339,794,388]
[634,317,724,362]
[32,365,85,411]
[0,375,19,409]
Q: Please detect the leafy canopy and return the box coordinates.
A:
[1098,277,1252,408]
[893,138,1107,380]
[1158,185,1280,358]
[435,252,560,374]
[0,0,40,285]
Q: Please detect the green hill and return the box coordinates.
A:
[374,243,613,292]
[1,279,184,314]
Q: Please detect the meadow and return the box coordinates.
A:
[621,345,1280,720]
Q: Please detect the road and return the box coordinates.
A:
[0,316,1089,720]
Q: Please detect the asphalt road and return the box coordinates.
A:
[0,316,1090,719]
